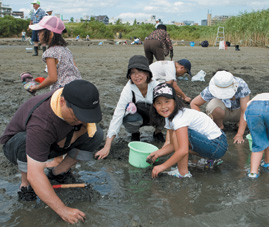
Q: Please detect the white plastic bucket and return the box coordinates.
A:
[26,48,33,53]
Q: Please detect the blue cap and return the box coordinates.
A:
[178,59,192,77]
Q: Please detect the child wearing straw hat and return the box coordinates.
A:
[190,70,250,144]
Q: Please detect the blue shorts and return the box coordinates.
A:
[245,101,269,153]
[188,129,228,159]
[31,30,39,42]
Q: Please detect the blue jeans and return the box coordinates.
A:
[245,101,269,153]
[188,129,228,159]
[31,30,39,42]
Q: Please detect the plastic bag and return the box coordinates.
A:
[191,70,206,82]
[219,40,226,50]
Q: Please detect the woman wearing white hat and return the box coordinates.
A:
[190,70,250,144]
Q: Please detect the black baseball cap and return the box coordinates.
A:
[178,59,192,77]
[126,55,152,80]
[62,80,102,123]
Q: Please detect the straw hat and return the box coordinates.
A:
[209,71,238,99]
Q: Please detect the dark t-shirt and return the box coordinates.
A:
[0,91,73,162]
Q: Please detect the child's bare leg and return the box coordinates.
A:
[177,153,189,176]
[264,147,269,163]
[250,151,264,173]
[171,130,189,175]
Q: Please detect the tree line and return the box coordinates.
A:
[1,9,268,47]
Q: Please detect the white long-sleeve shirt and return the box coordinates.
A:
[107,80,159,138]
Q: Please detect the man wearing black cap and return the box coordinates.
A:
[149,59,192,103]
[0,80,103,224]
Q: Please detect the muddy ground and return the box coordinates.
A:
[0,40,269,227]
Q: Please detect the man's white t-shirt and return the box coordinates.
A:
[150,61,176,83]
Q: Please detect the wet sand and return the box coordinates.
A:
[0,42,269,227]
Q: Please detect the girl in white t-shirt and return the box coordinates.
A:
[147,83,228,178]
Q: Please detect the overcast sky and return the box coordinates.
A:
[4,0,269,24]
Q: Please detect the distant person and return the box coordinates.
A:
[86,34,90,41]
[144,24,173,64]
[150,59,192,103]
[147,83,228,178]
[95,55,163,160]
[131,38,142,45]
[28,0,46,56]
[155,21,162,28]
[0,80,103,224]
[76,35,80,41]
[245,93,269,178]
[46,9,53,16]
[190,70,250,144]
[28,16,82,93]
[21,30,26,41]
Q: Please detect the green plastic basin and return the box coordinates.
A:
[246,134,252,151]
[128,141,158,168]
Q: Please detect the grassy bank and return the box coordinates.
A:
[1,9,268,47]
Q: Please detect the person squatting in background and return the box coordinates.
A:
[95,55,164,160]
[147,83,228,178]
[190,70,250,144]
[144,24,173,64]
[150,59,192,103]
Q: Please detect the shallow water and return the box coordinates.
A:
[0,44,269,227]
[1,131,269,227]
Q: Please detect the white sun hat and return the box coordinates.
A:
[209,71,238,99]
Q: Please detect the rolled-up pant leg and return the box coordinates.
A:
[2,126,104,171]
[3,132,27,172]
[67,126,104,161]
